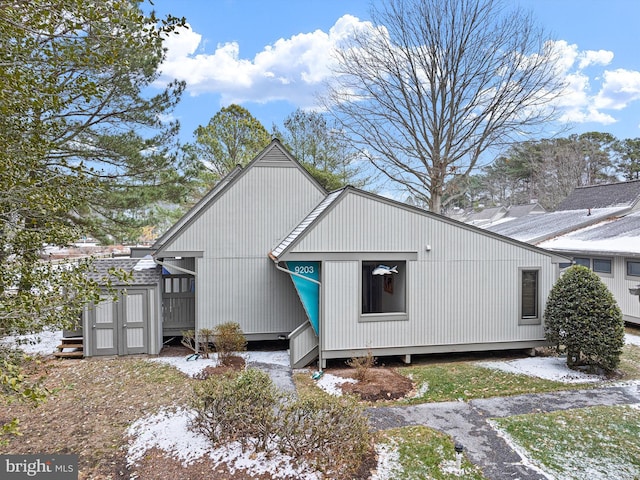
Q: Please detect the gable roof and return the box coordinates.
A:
[269,188,344,259]
[270,186,567,262]
[556,179,640,211]
[153,138,326,256]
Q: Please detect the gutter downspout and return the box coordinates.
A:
[272,258,323,372]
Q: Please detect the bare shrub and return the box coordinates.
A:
[198,328,215,359]
[213,322,247,366]
[346,350,376,382]
[180,330,197,354]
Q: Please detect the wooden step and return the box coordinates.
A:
[54,336,84,359]
[53,351,84,359]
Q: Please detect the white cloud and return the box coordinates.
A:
[156,16,368,108]
[593,68,640,110]
[156,23,639,129]
[578,49,614,69]
[547,40,640,125]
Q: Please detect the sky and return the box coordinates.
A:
[146,0,640,146]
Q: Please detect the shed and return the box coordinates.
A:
[81,257,163,357]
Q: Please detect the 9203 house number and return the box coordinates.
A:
[294,265,315,274]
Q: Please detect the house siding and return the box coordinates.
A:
[287,192,555,358]
[601,257,640,324]
[155,143,326,339]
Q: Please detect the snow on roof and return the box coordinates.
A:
[484,207,628,243]
[538,210,640,255]
[270,189,344,259]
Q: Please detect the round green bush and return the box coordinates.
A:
[544,265,624,372]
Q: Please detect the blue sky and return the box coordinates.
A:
[148,0,640,145]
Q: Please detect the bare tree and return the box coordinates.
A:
[324,0,564,213]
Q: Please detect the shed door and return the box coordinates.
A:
[91,298,118,356]
[90,290,149,356]
[122,290,148,355]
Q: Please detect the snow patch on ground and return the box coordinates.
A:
[1,329,62,355]
[370,440,402,480]
[489,420,556,479]
[314,372,357,396]
[149,350,291,377]
[625,333,640,347]
[476,356,603,383]
[126,407,320,479]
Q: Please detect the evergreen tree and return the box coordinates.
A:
[544,265,624,372]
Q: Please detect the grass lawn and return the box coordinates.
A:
[493,405,640,480]
[375,426,487,480]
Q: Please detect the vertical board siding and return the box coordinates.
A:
[157,149,326,338]
[95,301,114,324]
[295,192,552,354]
[161,166,324,255]
[96,330,114,349]
[290,322,318,367]
[601,257,640,323]
[197,257,307,335]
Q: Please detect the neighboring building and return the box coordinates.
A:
[73,139,568,367]
[453,203,545,227]
[486,180,640,325]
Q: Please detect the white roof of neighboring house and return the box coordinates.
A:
[538,210,640,256]
[484,207,628,244]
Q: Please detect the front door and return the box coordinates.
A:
[90,289,149,356]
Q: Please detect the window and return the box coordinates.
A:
[574,257,590,268]
[593,258,612,274]
[520,269,540,325]
[627,260,640,277]
[571,256,612,276]
[361,261,406,319]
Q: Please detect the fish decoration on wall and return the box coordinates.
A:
[372,265,398,275]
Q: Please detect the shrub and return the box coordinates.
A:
[279,394,371,476]
[544,265,624,372]
[190,369,372,477]
[346,350,376,382]
[213,322,247,366]
[180,330,197,353]
[198,329,215,359]
[190,368,282,451]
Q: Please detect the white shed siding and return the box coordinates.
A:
[288,192,555,356]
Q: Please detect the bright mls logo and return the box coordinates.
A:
[1,455,77,479]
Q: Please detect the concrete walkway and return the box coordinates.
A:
[366,381,640,480]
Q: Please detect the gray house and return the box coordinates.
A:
[486,180,640,326]
[75,139,568,367]
[269,187,566,368]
